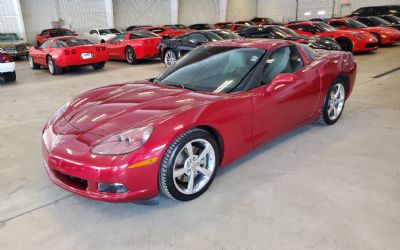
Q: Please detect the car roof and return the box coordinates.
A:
[206,38,295,50]
[51,36,83,41]
[287,21,320,25]
[42,28,71,32]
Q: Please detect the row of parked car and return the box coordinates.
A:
[0,5,399,81]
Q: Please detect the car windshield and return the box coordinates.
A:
[314,23,337,32]
[0,33,20,41]
[210,30,241,39]
[99,29,120,35]
[57,38,93,47]
[193,24,213,30]
[267,27,295,38]
[345,19,368,28]
[158,46,265,93]
[371,17,391,25]
[274,26,300,37]
[175,24,188,29]
[381,15,400,23]
[50,29,74,37]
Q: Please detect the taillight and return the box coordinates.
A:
[101,46,106,51]
[64,50,70,55]
[0,53,14,63]
[96,47,100,51]
[71,49,77,54]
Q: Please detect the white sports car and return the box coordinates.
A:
[84,28,121,43]
[0,52,16,82]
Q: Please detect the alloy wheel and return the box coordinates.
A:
[164,51,177,67]
[327,83,345,120]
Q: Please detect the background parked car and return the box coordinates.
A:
[188,23,215,30]
[28,36,108,75]
[349,5,400,17]
[250,17,274,26]
[237,25,341,51]
[0,51,16,82]
[135,26,192,39]
[353,16,400,31]
[104,31,162,64]
[164,24,190,30]
[158,30,240,67]
[379,15,400,24]
[213,22,233,29]
[84,28,121,43]
[235,21,256,26]
[126,25,151,31]
[36,28,77,46]
[0,33,33,58]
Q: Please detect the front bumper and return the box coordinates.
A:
[42,139,160,202]
[0,61,16,73]
[380,35,400,45]
[352,39,378,52]
[2,49,28,57]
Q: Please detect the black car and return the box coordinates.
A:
[379,15,400,24]
[237,25,341,51]
[158,30,241,67]
[353,16,400,31]
[350,5,400,17]
[188,23,215,30]
[164,24,190,30]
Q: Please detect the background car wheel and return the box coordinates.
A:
[336,38,353,52]
[164,49,177,67]
[100,40,105,43]
[159,128,220,201]
[47,56,63,75]
[92,62,105,70]
[3,71,16,82]
[125,46,138,64]
[317,78,346,125]
[371,33,382,45]
[28,54,40,69]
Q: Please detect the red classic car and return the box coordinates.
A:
[28,36,108,75]
[36,28,77,46]
[136,26,193,39]
[327,18,400,45]
[104,31,162,64]
[287,21,378,52]
[213,22,233,29]
[42,39,356,202]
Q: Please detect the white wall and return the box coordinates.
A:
[113,0,172,30]
[179,0,220,25]
[257,0,296,23]
[0,0,25,39]
[226,0,257,22]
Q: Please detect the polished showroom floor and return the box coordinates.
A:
[1,45,400,250]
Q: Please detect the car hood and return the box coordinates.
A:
[62,82,222,136]
[0,41,31,47]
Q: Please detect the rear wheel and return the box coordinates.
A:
[92,62,105,70]
[317,78,346,125]
[28,54,40,69]
[337,38,353,52]
[47,56,63,75]
[125,46,138,64]
[159,128,219,201]
[164,49,177,67]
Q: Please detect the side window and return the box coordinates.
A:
[50,41,59,48]
[181,34,190,42]
[261,46,304,85]
[111,33,125,41]
[329,21,345,28]
[89,30,98,35]
[365,7,374,15]
[189,33,208,44]
[40,40,51,49]
[42,30,49,36]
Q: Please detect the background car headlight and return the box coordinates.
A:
[48,102,69,125]
[91,126,153,155]
[353,35,365,40]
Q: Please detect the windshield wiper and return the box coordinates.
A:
[166,83,197,91]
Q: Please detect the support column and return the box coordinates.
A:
[11,0,26,40]
[170,0,179,24]
[104,0,114,28]
[219,0,227,22]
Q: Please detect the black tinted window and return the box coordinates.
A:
[262,46,304,84]
[188,33,208,43]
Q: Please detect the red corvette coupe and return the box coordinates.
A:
[287,21,378,52]
[136,26,193,39]
[28,36,108,75]
[104,31,162,64]
[327,18,400,45]
[213,22,233,29]
[42,39,356,202]
[36,28,77,46]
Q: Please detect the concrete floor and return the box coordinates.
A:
[1,45,400,250]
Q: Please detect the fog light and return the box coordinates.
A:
[98,182,128,193]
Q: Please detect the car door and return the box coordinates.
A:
[106,33,126,58]
[250,45,321,147]
[35,40,51,65]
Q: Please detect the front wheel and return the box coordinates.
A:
[28,54,40,69]
[159,128,219,201]
[317,79,346,125]
[337,38,353,52]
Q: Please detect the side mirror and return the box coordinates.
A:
[266,73,294,93]
[339,25,348,30]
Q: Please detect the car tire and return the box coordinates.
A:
[371,33,382,45]
[336,38,353,52]
[92,62,105,70]
[159,128,220,201]
[47,56,63,75]
[100,40,106,43]
[316,78,347,125]
[125,46,138,64]
[3,71,16,82]
[28,54,40,69]
[163,49,177,67]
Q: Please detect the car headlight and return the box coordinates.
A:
[48,102,69,125]
[352,35,364,40]
[91,126,153,155]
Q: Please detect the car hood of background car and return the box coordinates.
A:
[61,82,223,136]
[0,41,31,47]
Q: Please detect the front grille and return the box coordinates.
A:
[16,45,26,51]
[365,43,377,48]
[53,170,88,190]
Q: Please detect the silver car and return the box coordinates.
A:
[0,33,33,58]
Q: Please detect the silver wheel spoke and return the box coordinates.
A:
[187,170,195,193]
[185,143,194,158]
[196,166,212,178]
[174,167,187,178]
[198,144,211,162]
